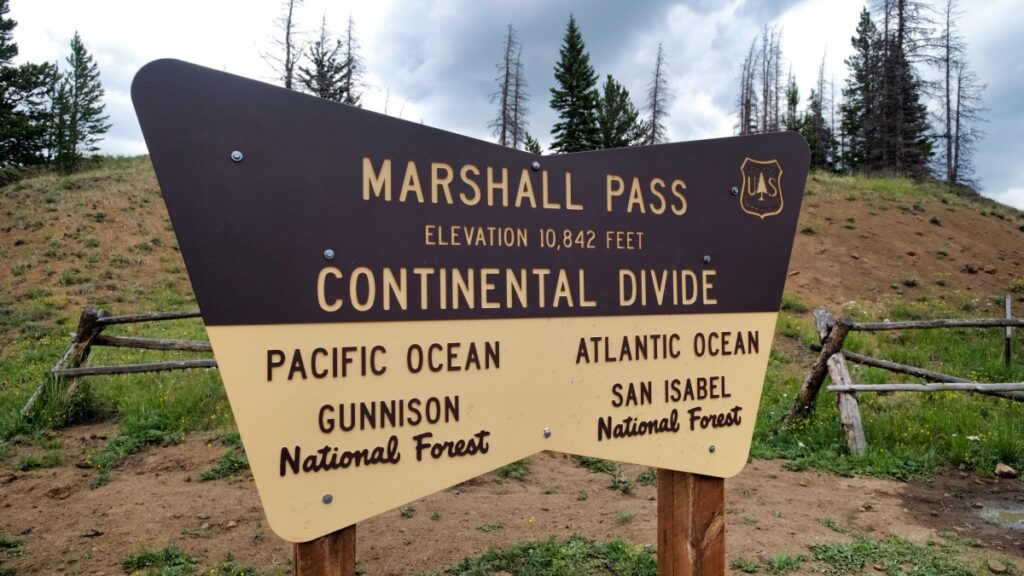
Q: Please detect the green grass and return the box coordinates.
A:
[497,458,531,480]
[13,451,60,471]
[0,535,23,557]
[764,553,807,574]
[121,546,197,576]
[198,429,249,481]
[120,546,272,576]
[199,449,249,482]
[636,467,657,486]
[758,299,1024,480]
[205,555,261,576]
[573,455,617,475]
[730,557,760,573]
[810,536,974,575]
[417,535,656,576]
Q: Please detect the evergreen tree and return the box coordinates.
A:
[549,15,599,152]
[643,42,671,144]
[297,15,345,101]
[873,0,932,176]
[0,0,57,166]
[51,32,109,173]
[524,132,542,154]
[339,12,365,106]
[595,74,648,149]
[1,61,56,165]
[0,0,15,66]
[840,8,879,171]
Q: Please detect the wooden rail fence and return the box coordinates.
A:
[784,297,1024,454]
[21,307,215,418]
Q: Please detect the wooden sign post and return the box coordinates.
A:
[658,471,725,575]
[294,526,356,576]
[133,59,807,575]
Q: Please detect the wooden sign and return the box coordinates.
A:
[132,59,809,543]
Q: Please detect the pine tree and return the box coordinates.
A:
[643,42,671,144]
[873,0,933,176]
[51,32,109,173]
[524,132,543,154]
[595,75,648,149]
[297,15,345,101]
[339,13,365,106]
[549,15,599,153]
[840,8,879,172]
[0,0,57,166]
[0,0,15,66]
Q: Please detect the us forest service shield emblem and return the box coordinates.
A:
[740,158,784,219]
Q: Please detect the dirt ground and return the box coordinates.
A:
[0,422,1021,575]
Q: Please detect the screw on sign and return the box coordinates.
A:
[132,59,809,576]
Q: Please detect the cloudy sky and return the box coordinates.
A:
[9,0,1024,208]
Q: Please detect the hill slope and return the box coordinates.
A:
[1,158,1023,575]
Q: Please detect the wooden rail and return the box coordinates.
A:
[22,307,214,418]
[787,297,1023,455]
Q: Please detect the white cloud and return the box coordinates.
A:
[990,187,1024,211]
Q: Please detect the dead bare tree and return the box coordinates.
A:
[644,42,671,144]
[490,24,529,149]
[262,0,304,90]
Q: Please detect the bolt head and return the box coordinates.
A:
[708,445,716,453]
[323,249,336,261]
[531,161,541,171]
[703,255,712,265]
[230,150,244,162]
[543,427,552,438]
[322,493,333,504]
[730,186,739,196]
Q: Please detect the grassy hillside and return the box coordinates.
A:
[0,157,1022,480]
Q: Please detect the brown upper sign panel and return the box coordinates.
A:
[132,59,808,327]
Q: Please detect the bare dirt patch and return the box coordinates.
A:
[1,426,1021,575]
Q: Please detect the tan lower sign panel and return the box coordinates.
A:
[131,59,809,543]
[211,313,776,541]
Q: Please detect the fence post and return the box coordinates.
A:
[784,312,853,425]
[21,307,107,418]
[1005,294,1012,367]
